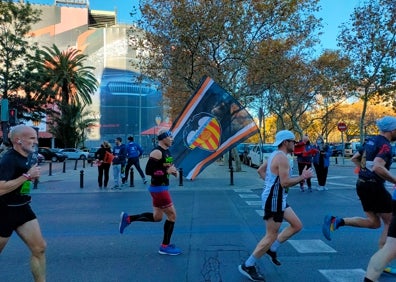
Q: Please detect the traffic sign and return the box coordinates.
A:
[337,122,347,132]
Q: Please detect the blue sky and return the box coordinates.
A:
[30,0,361,52]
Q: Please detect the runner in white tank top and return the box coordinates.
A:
[238,130,314,281]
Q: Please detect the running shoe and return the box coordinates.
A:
[266,249,281,266]
[238,264,265,281]
[158,244,181,255]
[383,266,396,274]
[119,212,130,234]
[322,215,333,240]
[322,215,342,240]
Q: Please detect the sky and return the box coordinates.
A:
[30,0,361,53]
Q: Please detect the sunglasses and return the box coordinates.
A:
[286,139,296,144]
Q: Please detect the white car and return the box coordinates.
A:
[247,144,278,167]
[59,148,89,160]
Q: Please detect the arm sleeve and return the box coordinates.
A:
[145,157,165,177]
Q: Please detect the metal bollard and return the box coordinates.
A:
[33,179,38,189]
[74,159,78,170]
[83,159,86,168]
[129,168,134,187]
[179,168,183,186]
[49,162,52,176]
[80,170,84,188]
[335,157,338,164]
[63,161,66,173]
[230,166,234,186]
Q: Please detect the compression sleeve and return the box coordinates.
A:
[145,157,164,176]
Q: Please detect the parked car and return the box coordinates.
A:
[87,147,101,163]
[247,144,277,167]
[59,148,89,160]
[38,147,67,162]
[344,142,360,157]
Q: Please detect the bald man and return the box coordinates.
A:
[0,125,45,282]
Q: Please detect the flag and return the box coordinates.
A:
[170,76,259,180]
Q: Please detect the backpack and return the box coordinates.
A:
[103,151,114,164]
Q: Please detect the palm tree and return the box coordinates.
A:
[34,44,98,147]
[35,44,98,106]
[48,102,97,148]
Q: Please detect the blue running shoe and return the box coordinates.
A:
[322,215,333,241]
[158,244,181,255]
[119,212,130,234]
[384,266,396,275]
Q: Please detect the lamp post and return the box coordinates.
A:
[154,115,161,146]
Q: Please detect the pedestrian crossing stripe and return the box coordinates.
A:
[239,194,260,198]
[288,239,336,253]
[319,269,365,282]
[245,200,262,206]
[233,189,253,193]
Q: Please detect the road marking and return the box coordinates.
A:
[245,201,262,206]
[288,239,336,253]
[239,194,260,198]
[233,189,253,193]
[319,269,365,282]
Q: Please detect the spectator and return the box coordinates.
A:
[112,137,127,190]
[313,136,332,191]
[294,135,318,192]
[122,136,147,185]
[95,141,112,189]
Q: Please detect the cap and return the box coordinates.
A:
[376,116,396,132]
[273,130,295,146]
[116,137,122,142]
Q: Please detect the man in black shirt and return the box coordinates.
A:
[0,125,44,281]
[323,116,396,251]
[118,129,181,255]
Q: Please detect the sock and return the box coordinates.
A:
[245,254,258,267]
[334,217,345,229]
[162,220,175,245]
[129,212,154,222]
[270,240,281,252]
[364,278,374,282]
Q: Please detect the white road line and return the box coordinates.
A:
[319,269,365,282]
[288,239,336,253]
[239,194,260,198]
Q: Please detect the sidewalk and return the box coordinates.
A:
[33,158,263,194]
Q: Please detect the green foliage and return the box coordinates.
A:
[0,0,41,98]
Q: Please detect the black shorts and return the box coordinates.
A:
[356,179,392,213]
[388,201,396,238]
[0,204,37,237]
[263,203,290,223]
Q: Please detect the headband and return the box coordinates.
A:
[158,130,172,141]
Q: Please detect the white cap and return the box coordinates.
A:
[273,130,295,146]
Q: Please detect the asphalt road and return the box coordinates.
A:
[1,158,396,282]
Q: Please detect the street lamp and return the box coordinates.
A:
[154,115,161,146]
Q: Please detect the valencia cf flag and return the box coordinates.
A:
[170,76,259,180]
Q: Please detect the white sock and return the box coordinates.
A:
[245,254,258,267]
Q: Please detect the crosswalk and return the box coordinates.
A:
[234,187,369,282]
